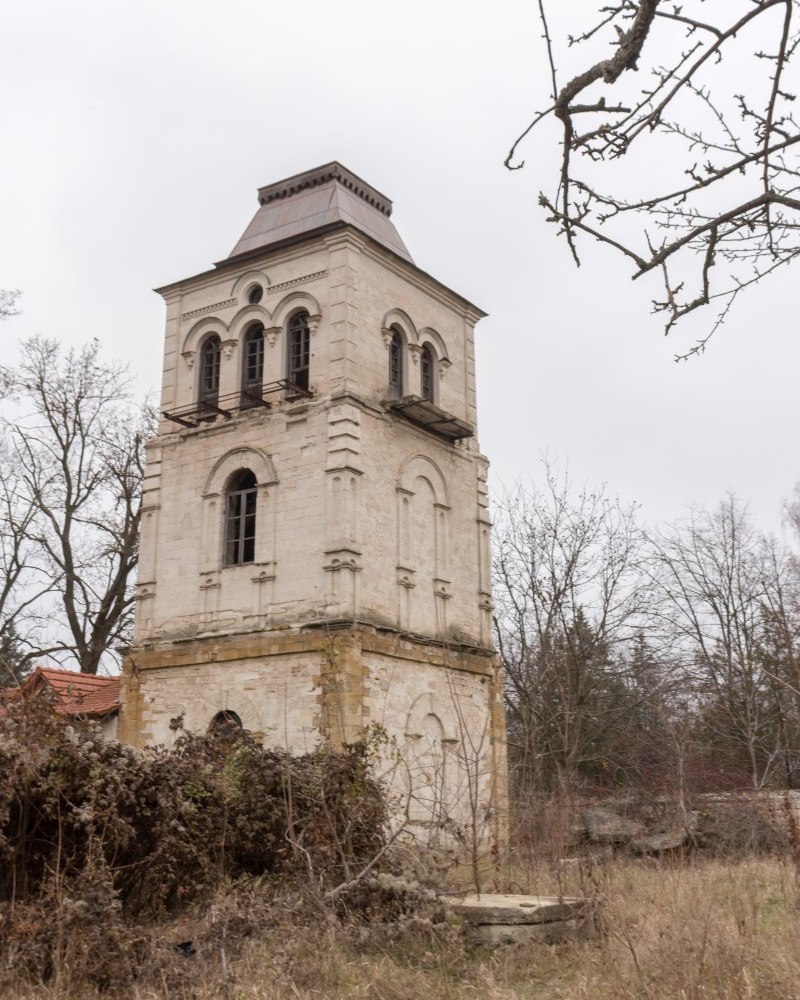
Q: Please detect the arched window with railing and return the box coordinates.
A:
[241,323,265,407]
[287,311,310,391]
[224,469,257,565]
[420,344,436,403]
[199,335,221,408]
[388,326,404,398]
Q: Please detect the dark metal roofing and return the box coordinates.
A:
[227,162,414,263]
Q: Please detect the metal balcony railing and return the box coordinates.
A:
[162,380,313,429]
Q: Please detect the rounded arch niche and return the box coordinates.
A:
[270,290,322,332]
[398,454,449,507]
[200,447,279,574]
[204,447,278,497]
[404,691,458,825]
[381,308,418,346]
[405,691,457,742]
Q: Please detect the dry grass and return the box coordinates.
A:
[5,854,800,999]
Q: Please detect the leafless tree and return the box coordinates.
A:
[0,438,55,681]
[755,534,800,786]
[493,464,654,793]
[786,482,800,545]
[0,290,20,321]
[651,495,789,788]
[0,337,155,674]
[508,1,800,357]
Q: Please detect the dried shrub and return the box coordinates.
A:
[333,872,466,961]
[0,698,388,988]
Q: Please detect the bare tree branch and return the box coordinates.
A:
[509,1,800,355]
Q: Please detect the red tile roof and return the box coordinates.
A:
[0,667,120,719]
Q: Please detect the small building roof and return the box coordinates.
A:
[0,667,120,719]
[226,162,414,264]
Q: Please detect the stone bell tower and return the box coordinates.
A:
[119,163,506,841]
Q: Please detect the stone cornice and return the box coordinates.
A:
[258,162,394,217]
[181,298,237,321]
[126,620,498,672]
[178,271,328,322]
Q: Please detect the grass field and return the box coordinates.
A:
[6,853,800,999]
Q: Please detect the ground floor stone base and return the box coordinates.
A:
[119,621,508,850]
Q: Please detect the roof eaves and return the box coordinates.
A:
[155,224,486,319]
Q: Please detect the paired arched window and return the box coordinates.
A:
[287,311,310,391]
[225,469,257,565]
[192,307,318,411]
[241,323,265,407]
[199,335,221,408]
[388,327,404,398]
[420,344,435,403]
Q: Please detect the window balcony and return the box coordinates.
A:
[162,380,313,429]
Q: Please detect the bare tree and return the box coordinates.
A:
[0,337,155,674]
[0,437,55,681]
[651,495,788,788]
[493,464,652,793]
[509,1,800,357]
[0,290,20,321]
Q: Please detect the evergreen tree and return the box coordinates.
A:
[0,627,31,687]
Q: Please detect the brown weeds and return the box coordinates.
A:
[6,705,800,999]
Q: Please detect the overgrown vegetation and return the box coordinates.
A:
[0,699,388,989]
[8,698,800,997]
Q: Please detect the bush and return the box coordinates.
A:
[0,698,388,987]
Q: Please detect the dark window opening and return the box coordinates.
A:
[247,285,263,305]
[225,469,257,565]
[421,345,435,403]
[389,328,403,398]
[200,335,221,407]
[288,312,310,391]
[241,323,265,407]
[209,709,243,734]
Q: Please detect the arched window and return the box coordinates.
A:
[287,311,310,391]
[200,335,221,408]
[241,323,265,407]
[388,327,404,398]
[420,344,435,403]
[225,469,257,565]
[209,709,243,734]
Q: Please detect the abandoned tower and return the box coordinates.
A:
[119,163,507,839]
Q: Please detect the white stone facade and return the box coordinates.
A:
[120,164,506,844]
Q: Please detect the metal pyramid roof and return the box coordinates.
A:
[226,162,413,264]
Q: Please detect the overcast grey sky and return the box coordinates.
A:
[1,0,797,534]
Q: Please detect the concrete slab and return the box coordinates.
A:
[447,893,592,947]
